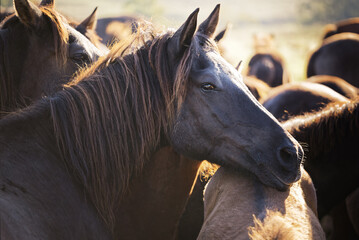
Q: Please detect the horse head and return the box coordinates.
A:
[168,5,303,190]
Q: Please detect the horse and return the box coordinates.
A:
[323,17,359,39]
[0,8,12,22]
[307,32,359,88]
[35,0,107,52]
[261,82,349,121]
[306,75,359,99]
[243,76,271,100]
[95,15,138,46]
[197,167,325,240]
[246,51,290,88]
[0,0,101,117]
[283,99,359,239]
[0,5,304,239]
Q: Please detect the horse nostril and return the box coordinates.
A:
[277,146,297,171]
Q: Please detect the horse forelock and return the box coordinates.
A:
[40,7,69,64]
[49,23,197,232]
[284,99,359,160]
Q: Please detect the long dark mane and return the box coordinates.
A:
[49,23,204,230]
[283,98,359,161]
[0,6,69,113]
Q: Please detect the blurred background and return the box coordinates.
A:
[1,0,359,81]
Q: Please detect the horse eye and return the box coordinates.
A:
[201,83,216,91]
[71,53,90,64]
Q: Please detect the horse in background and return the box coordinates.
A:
[0,8,12,22]
[0,5,303,239]
[197,167,325,240]
[95,15,138,46]
[283,99,359,239]
[0,0,101,117]
[261,82,349,121]
[307,75,359,99]
[245,33,290,87]
[323,17,359,39]
[243,76,271,100]
[307,32,359,88]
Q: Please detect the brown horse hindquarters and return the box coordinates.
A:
[261,82,349,121]
[307,33,359,88]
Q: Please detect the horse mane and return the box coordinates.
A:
[0,6,69,113]
[49,22,202,231]
[248,211,297,240]
[283,98,359,161]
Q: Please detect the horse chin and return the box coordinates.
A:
[255,164,301,191]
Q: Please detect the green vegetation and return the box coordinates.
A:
[122,0,163,18]
[298,0,359,24]
[0,0,12,8]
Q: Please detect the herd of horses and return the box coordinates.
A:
[0,0,358,239]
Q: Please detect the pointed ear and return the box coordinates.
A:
[214,24,229,42]
[168,8,199,57]
[39,0,54,8]
[197,4,220,38]
[235,60,243,71]
[78,7,98,31]
[14,0,42,27]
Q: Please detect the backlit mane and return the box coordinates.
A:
[0,6,69,113]
[49,23,202,231]
[283,98,359,161]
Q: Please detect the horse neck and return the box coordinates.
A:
[113,147,201,239]
[284,100,359,161]
[0,102,113,239]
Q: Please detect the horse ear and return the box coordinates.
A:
[39,0,54,8]
[14,0,42,27]
[214,24,229,43]
[197,4,220,38]
[168,8,198,56]
[235,60,243,71]
[78,7,98,31]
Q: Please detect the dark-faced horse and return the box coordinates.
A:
[307,32,359,88]
[283,99,359,239]
[0,0,101,116]
[323,17,359,39]
[261,82,348,121]
[0,5,303,239]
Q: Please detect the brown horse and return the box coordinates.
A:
[323,17,359,39]
[243,76,271,100]
[283,99,359,239]
[261,82,348,121]
[307,75,359,99]
[0,5,303,239]
[246,51,290,88]
[0,0,101,117]
[197,167,325,240]
[96,15,138,46]
[69,7,108,53]
[307,32,359,88]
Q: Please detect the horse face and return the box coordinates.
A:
[6,0,102,104]
[169,6,303,190]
